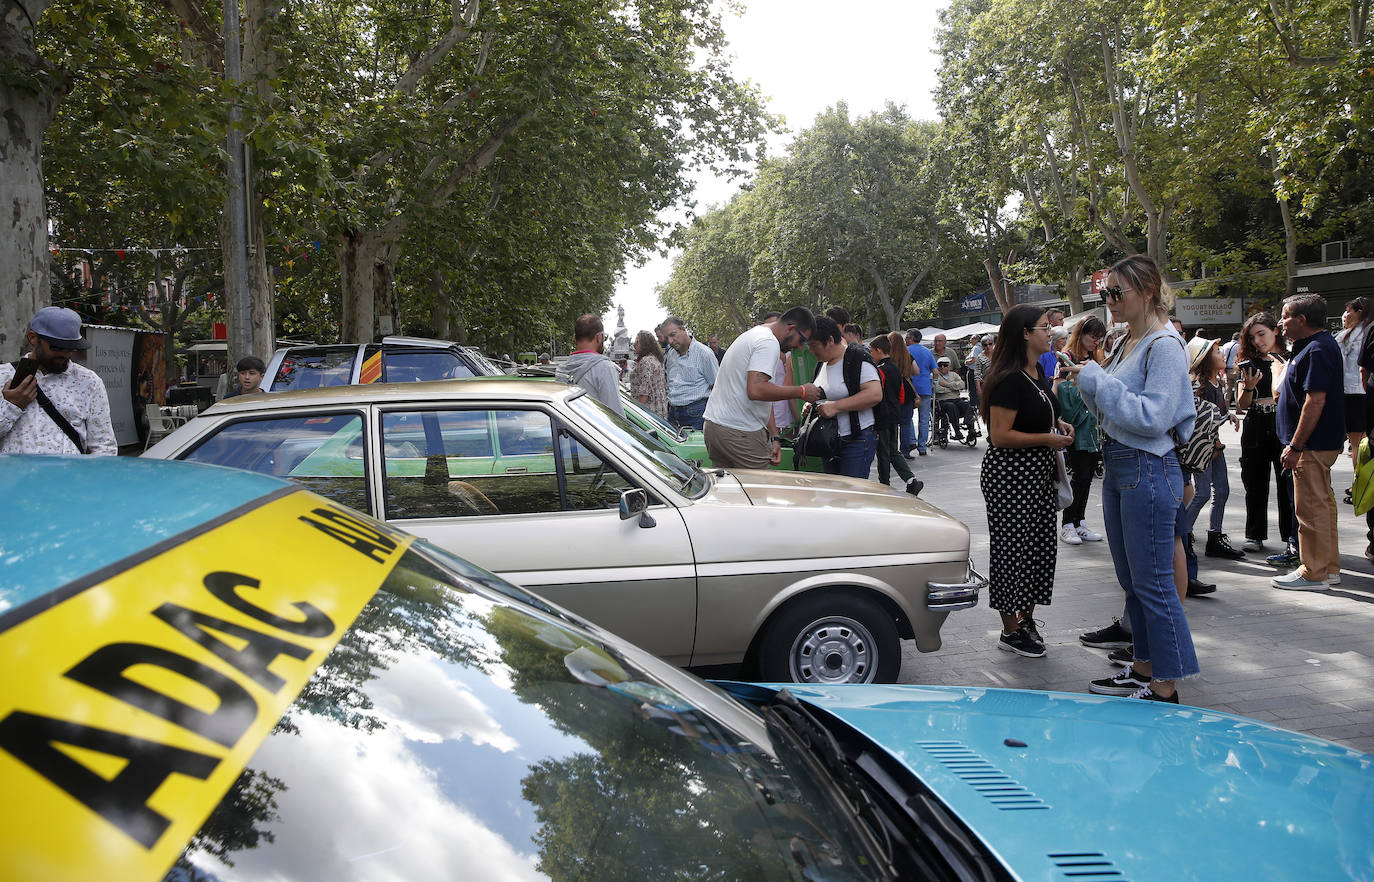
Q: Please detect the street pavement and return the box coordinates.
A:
[890,420,1374,755]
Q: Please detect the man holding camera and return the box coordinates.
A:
[0,307,116,455]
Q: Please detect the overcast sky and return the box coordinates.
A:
[605,0,950,340]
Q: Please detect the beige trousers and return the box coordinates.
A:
[1293,449,1341,580]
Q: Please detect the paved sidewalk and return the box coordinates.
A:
[892,422,1374,755]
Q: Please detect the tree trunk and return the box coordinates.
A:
[373,242,397,335]
[0,0,58,359]
[1065,265,1086,315]
[339,232,389,342]
[428,267,450,338]
[244,0,281,357]
[984,257,1015,314]
[1268,148,1299,298]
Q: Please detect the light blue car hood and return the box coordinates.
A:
[783,684,1374,881]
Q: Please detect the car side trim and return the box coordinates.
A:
[502,564,697,585]
[697,551,963,578]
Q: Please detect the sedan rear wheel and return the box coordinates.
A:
[758,594,900,684]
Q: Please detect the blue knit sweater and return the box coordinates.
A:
[1077,328,1196,457]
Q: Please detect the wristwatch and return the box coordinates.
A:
[770,435,781,443]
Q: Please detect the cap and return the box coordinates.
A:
[30,307,90,350]
[937,356,951,366]
[1186,335,1218,372]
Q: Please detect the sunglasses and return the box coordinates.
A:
[1102,285,1125,303]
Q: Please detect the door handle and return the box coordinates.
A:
[505,467,527,474]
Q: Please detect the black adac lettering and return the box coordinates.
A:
[152,603,313,692]
[0,711,218,849]
[66,643,257,749]
[202,571,334,637]
[298,506,398,564]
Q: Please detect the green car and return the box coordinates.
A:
[619,394,824,472]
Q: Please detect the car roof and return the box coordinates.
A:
[203,376,573,414]
[1,456,293,615]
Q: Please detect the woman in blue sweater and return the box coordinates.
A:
[1061,255,1199,703]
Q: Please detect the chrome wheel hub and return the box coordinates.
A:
[790,616,877,684]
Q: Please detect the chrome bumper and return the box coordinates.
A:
[926,561,985,611]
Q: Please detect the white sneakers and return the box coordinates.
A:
[1076,524,1104,542]
[1061,523,1103,545]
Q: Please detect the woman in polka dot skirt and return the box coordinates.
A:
[980,304,1076,658]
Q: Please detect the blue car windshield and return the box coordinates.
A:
[168,544,885,881]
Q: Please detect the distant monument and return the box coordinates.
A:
[609,304,632,359]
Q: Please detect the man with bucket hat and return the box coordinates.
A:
[0,307,116,455]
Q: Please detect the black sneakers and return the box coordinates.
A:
[1129,684,1179,703]
[1107,646,1134,665]
[1020,617,1045,646]
[1079,620,1132,649]
[1204,531,1245,560]
[905,478,924,496]
[998,626,1046,658]
[1088,666,1150,695]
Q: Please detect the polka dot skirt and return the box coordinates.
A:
[980,445,1058,613]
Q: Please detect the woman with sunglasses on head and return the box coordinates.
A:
[980,305,1075,659]
[1235,312,1297,564]
[1059,255,1198,703]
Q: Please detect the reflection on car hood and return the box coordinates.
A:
[720,468,967,521]
[785,683,1374,881]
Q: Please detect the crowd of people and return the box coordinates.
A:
[571,254,1367,706]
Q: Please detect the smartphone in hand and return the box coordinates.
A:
[8,357,38,389]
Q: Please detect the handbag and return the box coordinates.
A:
[1053,440,1074,510]
[793,405,842,469]
[1174,396,1223,474]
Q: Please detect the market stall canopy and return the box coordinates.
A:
[943,321,1001,341]
[1064,307,1110,329]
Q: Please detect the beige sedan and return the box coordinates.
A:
[144,377,981,683]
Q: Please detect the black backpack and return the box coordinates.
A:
[811,344,891,435]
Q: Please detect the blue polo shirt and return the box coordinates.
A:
[908,343,936,396]
[1277,330,1345,451]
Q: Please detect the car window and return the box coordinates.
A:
[382,350,476,383]
[567,395,708,498]
[271,348,359,391]
[178,413,369,511]
[380,408,634,518]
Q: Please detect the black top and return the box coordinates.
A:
[1236,357,1281,399]
[1358,328,1374,394]
[987,367,1059,439]
[1198,378,1227,414]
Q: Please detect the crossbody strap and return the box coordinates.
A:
[10,362,87,454]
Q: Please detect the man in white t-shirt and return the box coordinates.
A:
[703,307,820,469]
[808,316,882,479]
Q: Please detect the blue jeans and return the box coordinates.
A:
[824,427,876,479]
[1101,441,1200,681]
[899,402,916,452]
[1185,451,1230,535]
[916,394,932,452]
[669,397,708,431]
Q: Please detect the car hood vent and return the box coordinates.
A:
[916,741,1049,811]
[1048,852,1126,879]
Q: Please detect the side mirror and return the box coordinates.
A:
[618,488,656,528]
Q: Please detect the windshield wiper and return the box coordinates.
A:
[761,691,898,880]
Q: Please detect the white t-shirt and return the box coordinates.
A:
[815,358,880,433]
[703,325,781,432]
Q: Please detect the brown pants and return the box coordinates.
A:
[704,420,771,469]
[1293,449,1341,580]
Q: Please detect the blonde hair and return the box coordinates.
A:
[1111,254,1174,312]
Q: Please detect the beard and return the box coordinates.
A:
[37,351,69,373]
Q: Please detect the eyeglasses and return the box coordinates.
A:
[1102,285,1125,303]
[1030,324,1051,332]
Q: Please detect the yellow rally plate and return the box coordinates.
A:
[0,490,412,882]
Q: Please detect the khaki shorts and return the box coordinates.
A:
[704,420,772,469]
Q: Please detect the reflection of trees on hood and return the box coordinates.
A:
[169,768,285,880]
[485,608,790,881]
[172,552,497,875]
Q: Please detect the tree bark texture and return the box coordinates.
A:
[339,231,388,342]
[1,0,57,359]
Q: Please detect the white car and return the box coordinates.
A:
[146,377,981,683]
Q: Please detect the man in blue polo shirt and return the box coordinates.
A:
[1272,294,1345,591]
[904,329,937,456]
[662,316,718,430]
